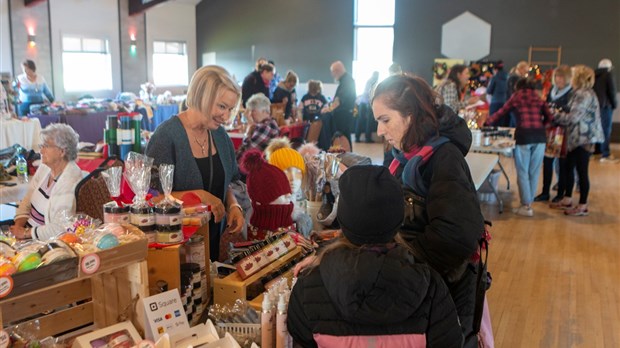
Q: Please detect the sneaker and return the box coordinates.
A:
[551,196,563,203]
[534,193,550,202]
[564,206,589,216]
[512,205,534,217]
[600,156,619,163]
[550,201,573,210]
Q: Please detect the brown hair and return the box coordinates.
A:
[258,63,274,74]
[372,74,440,152]
[22,59,36,72]
[307,80,322,95]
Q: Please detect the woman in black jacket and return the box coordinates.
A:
[288,165,463,348]
[372,74,485,348]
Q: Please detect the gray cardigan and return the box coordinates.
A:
[146,116,239,204]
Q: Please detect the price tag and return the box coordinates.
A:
[136,340,155,348]
[0,276,13,299]
[81,254,101,275]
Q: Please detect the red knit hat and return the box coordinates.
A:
[240,149,293,230]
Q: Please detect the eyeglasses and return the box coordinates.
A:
[39,143,60,150]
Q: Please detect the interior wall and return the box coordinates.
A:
[0,0,13,75]
[119,0,147,94]
[145,1,196,95]
[196,0,354,85]
[394,0,620,87]
[49,0,121,100]
[9,0,53,92]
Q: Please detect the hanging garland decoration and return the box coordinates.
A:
[433,62,448,80]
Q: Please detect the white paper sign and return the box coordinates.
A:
[0,329,9,348]
[142,289,190,341]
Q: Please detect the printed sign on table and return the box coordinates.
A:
[142,289,189,341]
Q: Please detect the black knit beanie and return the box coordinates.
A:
[337,165,404,245]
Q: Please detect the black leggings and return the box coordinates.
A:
[564,146,591,204]
[541,156,554,196]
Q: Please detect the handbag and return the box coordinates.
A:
[545,126,566,158]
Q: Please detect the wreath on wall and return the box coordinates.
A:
[433,62,448,80]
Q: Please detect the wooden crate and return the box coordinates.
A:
[78,224,148,277]
[7,257,78,299]
[213,246,302,307]
[146,224,210,302]
[0,227,149,337]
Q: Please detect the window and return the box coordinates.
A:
[62,36,113,92]
[353,0,395,93]
[153,41,189,86]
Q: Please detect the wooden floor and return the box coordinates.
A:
[355,142,620,348]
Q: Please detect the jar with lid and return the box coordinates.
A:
[154,202,183,244]
[130,205,155,243]
[103,202,130,224]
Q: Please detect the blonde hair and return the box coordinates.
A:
[186,65,241,117]
[552,65,572,84]
[307,80,322,95]
[284,70,298,86]
[571,65,595,90]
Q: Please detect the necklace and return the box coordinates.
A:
[195,136,208,155]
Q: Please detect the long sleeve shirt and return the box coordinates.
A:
[436,80,467,113]
[237,117,280,156]
[486,88,553,145]
[17,74,54,104]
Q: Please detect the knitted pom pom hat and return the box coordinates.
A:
[240,149,293,230]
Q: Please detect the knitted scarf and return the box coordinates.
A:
[389,136,450,196]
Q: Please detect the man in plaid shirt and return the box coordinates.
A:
[485,77,553,217]
[237,93,280,159]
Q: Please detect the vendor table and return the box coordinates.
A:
[29,114,62,128]
[0,118,42,151]
[465,152,503,213]
[0,177,29,205]
[470,127,515,190]
[64,111,115,144]
[226,131,244,150]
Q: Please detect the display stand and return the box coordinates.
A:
[213,246,302,310]
[0,227,148,337]
[146,224,210,301]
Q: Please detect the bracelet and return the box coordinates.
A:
[228,203,243,214]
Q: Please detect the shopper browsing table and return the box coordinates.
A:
[146,65,244,261]
[373,74,485,348]
[11,124,82,240]
[288,165,463,348]
[16,60,54,116]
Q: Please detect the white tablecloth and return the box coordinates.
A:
[0,118,42,151]
[465,152,499,191]
[0,177,29,204]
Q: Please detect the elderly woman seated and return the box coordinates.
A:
[236,93,280,159]
[10,124,83,240]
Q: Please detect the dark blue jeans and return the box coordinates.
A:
[600,106,613,158]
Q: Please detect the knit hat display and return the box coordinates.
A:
[269,147,306,174]
[240,149,294,230]
[337,165,404,246]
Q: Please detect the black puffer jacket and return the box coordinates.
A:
[395,105,484,276]
[287,245,463,348]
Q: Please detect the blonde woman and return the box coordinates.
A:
[551,65,604,216]
[146,65,244,260]
[272,70,299,120]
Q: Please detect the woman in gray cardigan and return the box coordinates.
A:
[146,65,244,261]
